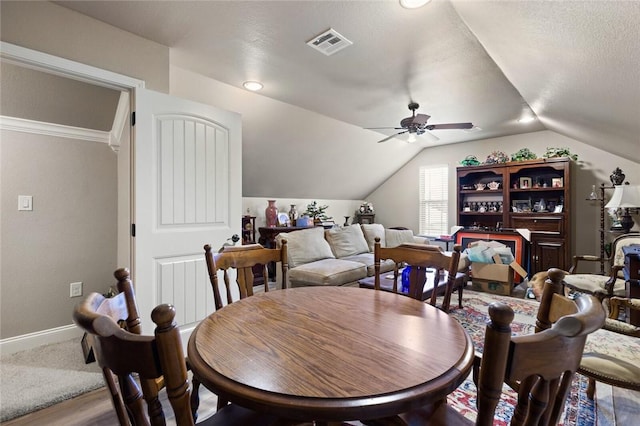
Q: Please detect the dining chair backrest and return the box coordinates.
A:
[478,270,604,426]
[81,268,148,425]
[373,237,462,312]
[204,241,288,310]
[74,292,195,425]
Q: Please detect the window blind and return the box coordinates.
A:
[419,165,449,236]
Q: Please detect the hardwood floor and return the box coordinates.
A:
[4,387,117,426]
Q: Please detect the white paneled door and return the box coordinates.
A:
[133,88,241,333]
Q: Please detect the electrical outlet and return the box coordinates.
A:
[70,282,83,298]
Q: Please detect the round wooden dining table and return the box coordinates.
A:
[187,286,474,422]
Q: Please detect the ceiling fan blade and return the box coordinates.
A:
[377,130,408,143]
[365,126,404,130]
[426,122,474,130]
[412,113,431,126]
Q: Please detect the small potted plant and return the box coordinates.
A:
[484,150,509,165]
[543,147,578,161]
[304,201,332,224]
[511,148,537,162]
[460,155,481,166]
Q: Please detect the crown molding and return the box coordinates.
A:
[0,41,144,91]
[0,115,111,145]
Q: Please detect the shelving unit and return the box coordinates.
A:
[242,215,256,244]
[457,158,572,274]
[591,183,625,274]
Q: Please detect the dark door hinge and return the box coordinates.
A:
[131,111,136,126]
[131,223,136,237]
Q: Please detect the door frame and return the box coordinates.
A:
[0,42,143,351]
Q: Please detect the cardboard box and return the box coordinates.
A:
[470,260,528,296]
[471,278,513,296]
[472,262,515,284]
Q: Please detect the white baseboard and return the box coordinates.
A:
[0,324,84,356]
[1,322,196,357]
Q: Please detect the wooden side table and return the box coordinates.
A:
[354,213,375,224]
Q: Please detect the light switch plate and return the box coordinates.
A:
[18,195,33,211]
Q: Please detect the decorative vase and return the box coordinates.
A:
[610,168,625,185]
[265,200,278,227]
[288,204,298,225]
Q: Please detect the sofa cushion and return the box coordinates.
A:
[289,258,367,287]
[325,225,370,258]
[342,253,397,276]
[361,223,385,251]
[385,228,416,248]
[276,226,334,269]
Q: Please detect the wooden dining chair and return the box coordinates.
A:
[204,241,288,309]
[203,241,288,411]
[373,237,463,312]
[80,268,169,424]
[73,290,281,426]
[378,268,605,426]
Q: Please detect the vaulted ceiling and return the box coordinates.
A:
[14,1,640,199]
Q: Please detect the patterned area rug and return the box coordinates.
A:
[447,289,596,426]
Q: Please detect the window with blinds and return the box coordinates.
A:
[419,165,449,236]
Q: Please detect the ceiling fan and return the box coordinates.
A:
[366,102,473,143]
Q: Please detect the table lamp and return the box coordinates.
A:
[605,184,640,234]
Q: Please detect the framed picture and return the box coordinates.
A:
[519,177,532,189]
[512,199,532,212]
[277,212,290,226]
[552,177,564,188]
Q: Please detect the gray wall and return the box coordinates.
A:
[0,1,170,93]
[367,130,640,273]
[0,0,169,339]
[1,131,117,337]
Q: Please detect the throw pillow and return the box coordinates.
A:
[361,223,385,252]
[325,225,370,258]
[385,228,416,248]
[276,227,335,268]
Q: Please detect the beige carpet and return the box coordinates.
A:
[0,338,104,422]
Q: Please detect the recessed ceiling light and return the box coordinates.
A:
[243,81,263,91]
[400,0,432,9]
[518,116,536,124]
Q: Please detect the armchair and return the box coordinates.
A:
[563,233,640,299]
[579,296,640,399]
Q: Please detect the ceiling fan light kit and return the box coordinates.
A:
[366,102,472,143]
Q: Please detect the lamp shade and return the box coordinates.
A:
[605,184,640,208]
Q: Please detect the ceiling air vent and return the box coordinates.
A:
[307,28,353,56]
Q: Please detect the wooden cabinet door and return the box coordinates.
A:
[532,237,566,274]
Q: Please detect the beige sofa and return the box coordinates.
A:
[276,224,468,288]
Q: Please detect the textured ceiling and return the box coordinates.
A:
[26,1,640,198]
